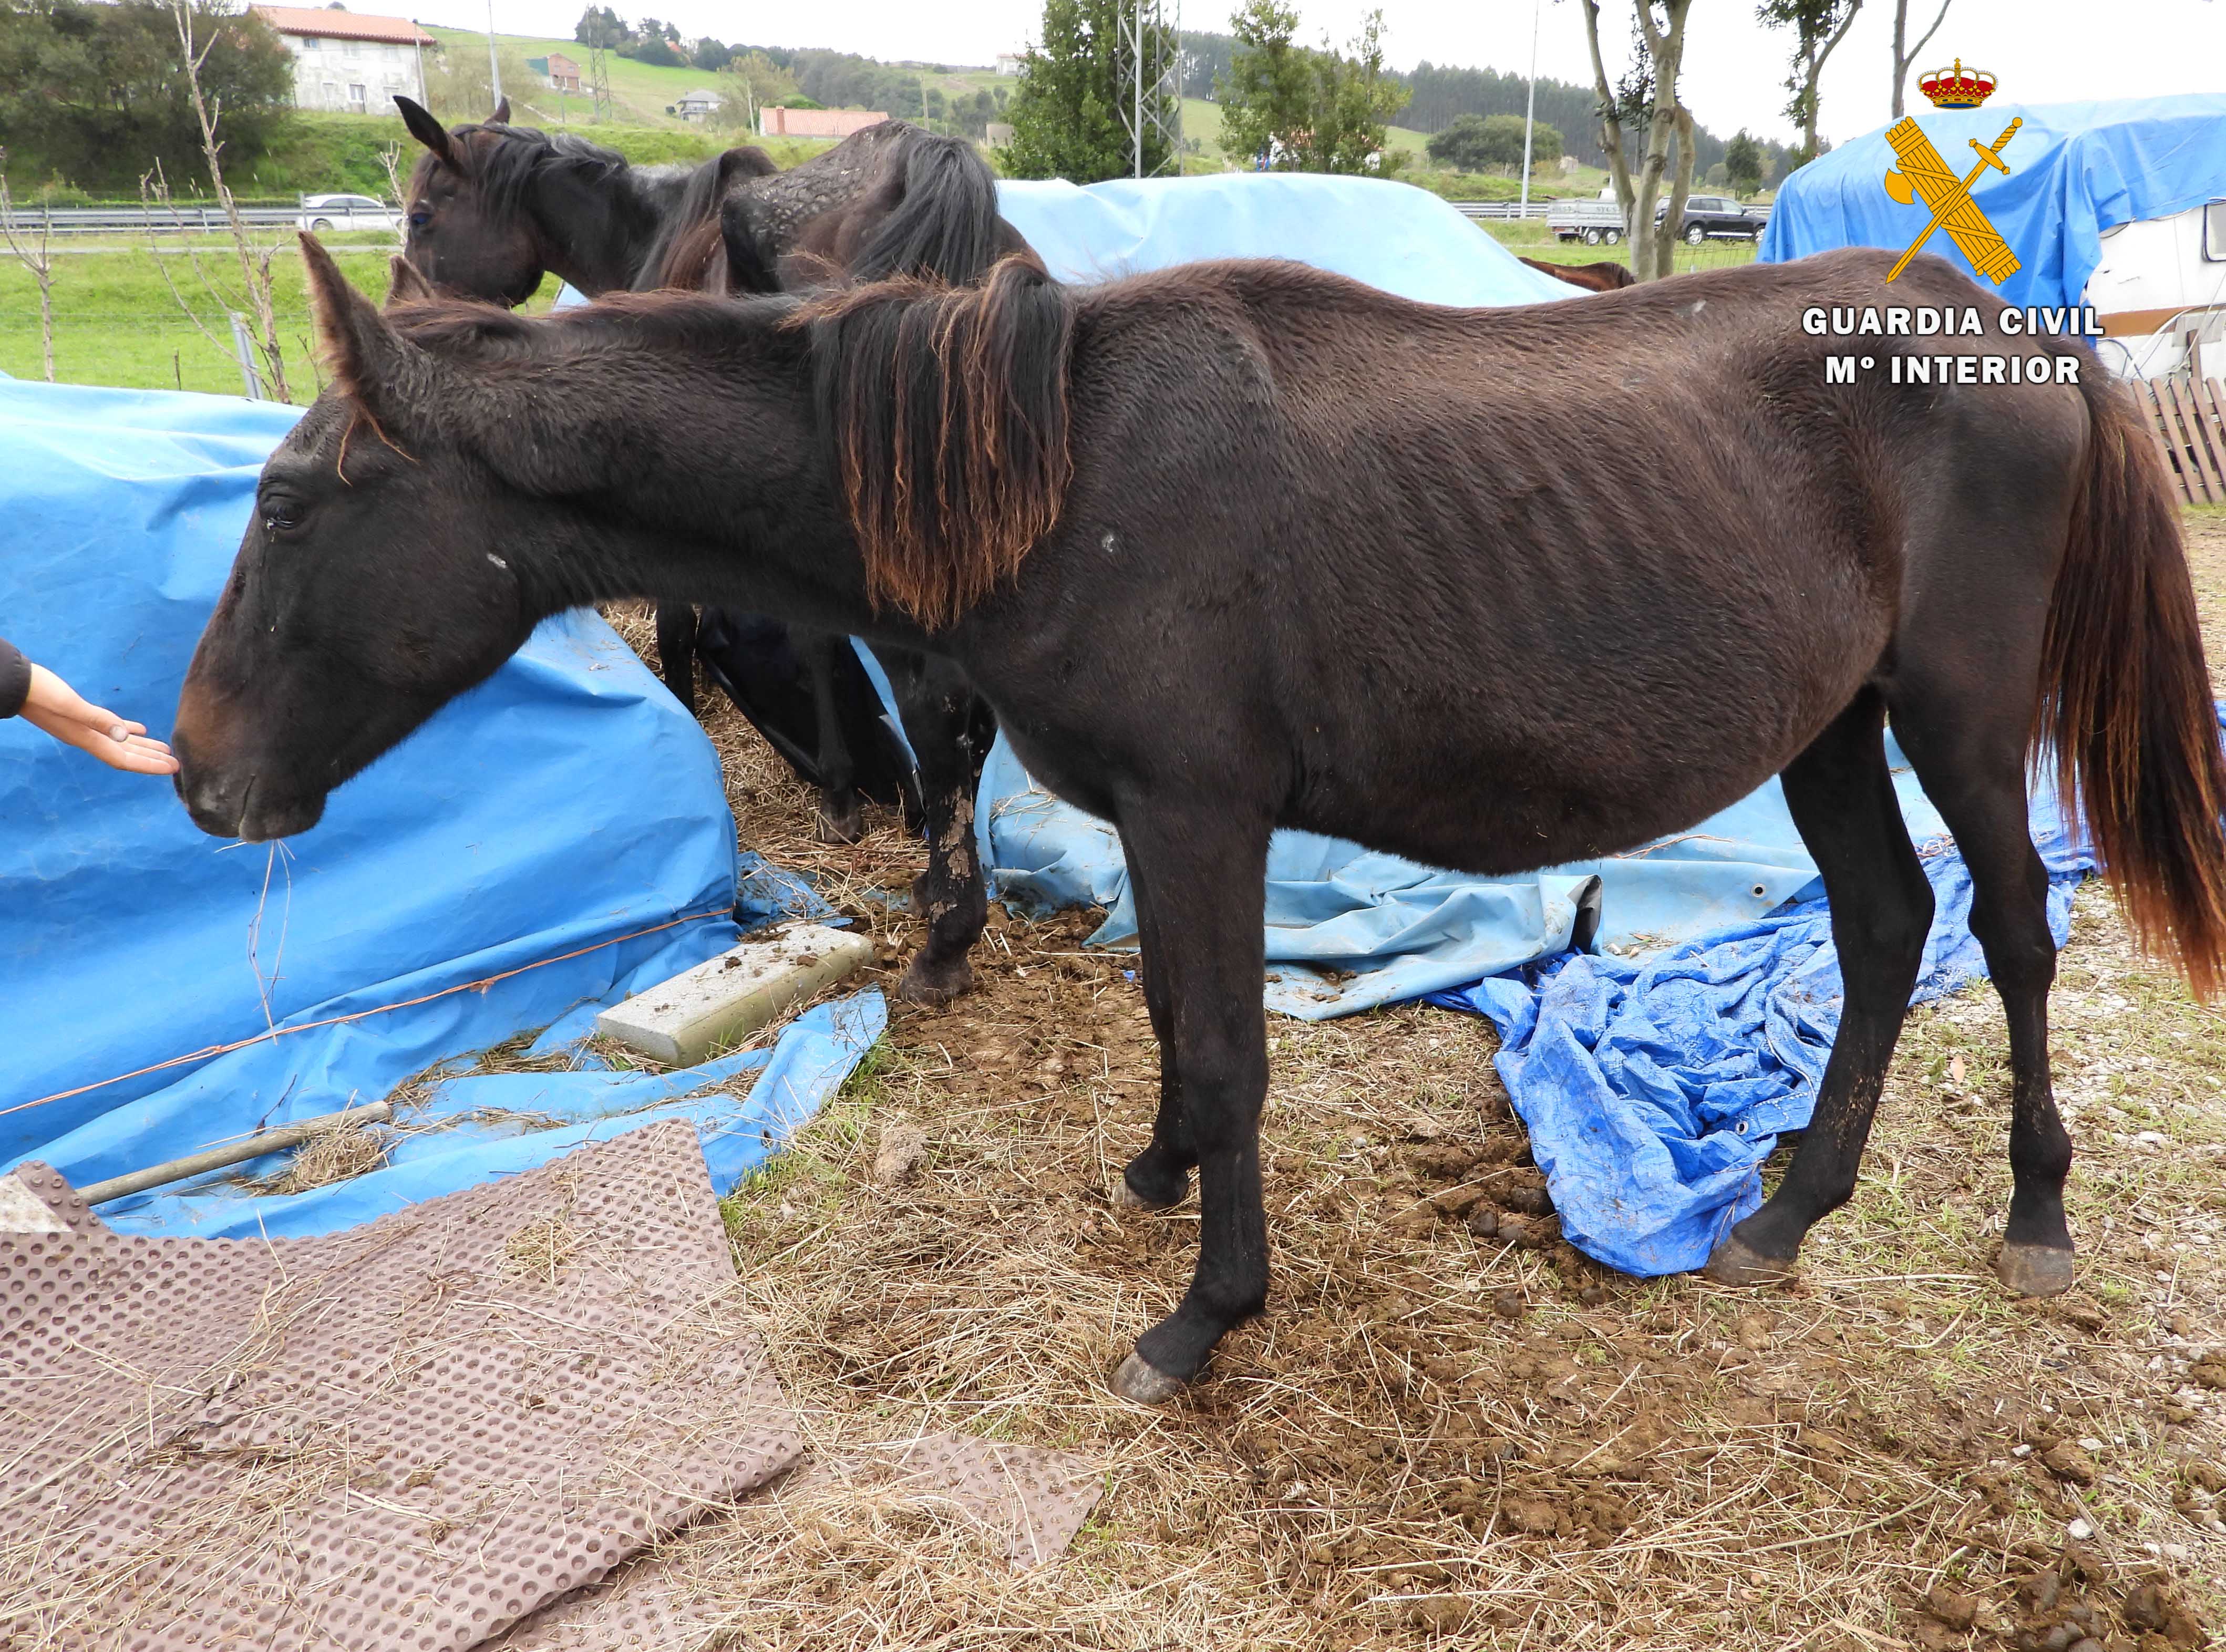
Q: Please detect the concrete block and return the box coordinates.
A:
[595,923,873,1066]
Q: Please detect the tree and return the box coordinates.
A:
[691,36,730,71]
[1759,0,1860,166]
[1215,0,1309,170]
[1218,2,1409,176]
[1724,127,1763,194]
[1575,0,1696,283]
[1004,0,1174,183]
[1426,111,1562,172]
[1890,0,1952,119]
[573,6,625,47]
[1304,9,1409,174]
[0,0,293,195]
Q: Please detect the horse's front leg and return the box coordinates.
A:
[1108,803,1272,1403]
[881,648,990,1006]
[799,631,863,843]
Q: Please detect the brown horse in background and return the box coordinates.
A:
[394,101,1016,1006]
[1520,254,1637,292]
[177,240,2226,1401]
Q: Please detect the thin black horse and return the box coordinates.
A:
[175,239,2226,1402]
[394,100,1013,1004]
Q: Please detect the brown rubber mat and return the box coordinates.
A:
[0,1121,802,1650]
[0,1159,106,1236]
[493,1433,1102,1649]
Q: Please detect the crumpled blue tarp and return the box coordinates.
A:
[0,379,873,1233]
[1758,95,2226,314]
[96,991,885,1237]
[1428,779,2094,1276]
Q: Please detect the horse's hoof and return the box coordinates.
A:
[1116,1158,1190,1210]
[896,954,972,1006]
[1113,1176,1184,1211]
[1997,1242,2077,1298]
[1701,1235,1796,1287]
[1110,1350,1188,1405]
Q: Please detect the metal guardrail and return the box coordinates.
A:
[4,204,322,235]
[1450,199,1772,224]
[1450,202,1552,220]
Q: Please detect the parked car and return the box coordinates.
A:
[296,193,401,233]
[1655,194,1765,244]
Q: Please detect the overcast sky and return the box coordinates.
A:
[419,0,2226,150]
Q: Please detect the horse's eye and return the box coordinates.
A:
[262,501,302,534]
[407,210,430,230]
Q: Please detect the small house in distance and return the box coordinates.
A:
[527,52,581,94]
[249,5,433,113]
[672,89,722,123]
[759,108,888,138]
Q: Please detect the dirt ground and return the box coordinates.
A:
[580,508,2226,1651]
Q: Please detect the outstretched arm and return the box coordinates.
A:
[2,642,180,776]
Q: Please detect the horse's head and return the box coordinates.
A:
[396,95,550,306]
[173,239,572,840]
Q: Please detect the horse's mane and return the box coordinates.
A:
[792,254,1074,629]
[639,146,777,290]
[847,131,1006,285]
[406,121,631,223]
[381,257,1073,629]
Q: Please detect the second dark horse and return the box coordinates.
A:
[395,99,1014,1003]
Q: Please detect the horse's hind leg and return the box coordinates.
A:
[1706,689,1934,1283]
[1886,672,2075,1295]
[800,632,863,843]
[882,649,989,1006]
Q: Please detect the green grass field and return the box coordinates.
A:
[0,206,1758,399]
[1482,218,1761,277]
[1,238,459,397]
[421,28,1019,134]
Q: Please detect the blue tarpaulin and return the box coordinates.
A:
[1757,95,2226,314]
[1428,782,2092,1276]
[996,173,1577,305]
[0,379,877,1232]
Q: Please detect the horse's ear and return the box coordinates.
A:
[491,96,511,125]
[717,192,781,295]
[717,144,778,185]
[303,234,438,431]
[395,96,454,166]
[384,254,439,309]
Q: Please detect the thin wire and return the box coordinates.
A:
[245,840,295,1034]
[1,904,732,1120]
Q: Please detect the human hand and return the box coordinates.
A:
[19,664,181,776]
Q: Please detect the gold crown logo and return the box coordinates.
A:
[1919,58,1997,109]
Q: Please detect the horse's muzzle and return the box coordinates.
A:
[172,738,325,842]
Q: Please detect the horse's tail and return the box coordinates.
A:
[850,131,1005,286]
[797,252,1073,629]
[2038,366,2226,997]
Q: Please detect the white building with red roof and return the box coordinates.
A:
[249,5,434,115]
